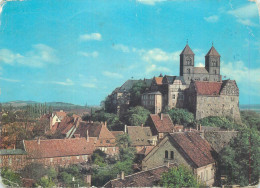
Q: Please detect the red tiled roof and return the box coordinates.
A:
[104,163,176,187]
[150,114,174,133]
[154,77,163,85]
[194,81,222,96]
[24,138,95,159]
[111,131,124,138]
[170,132,216,168]
[137,146,155,156]
[54,111,67,118]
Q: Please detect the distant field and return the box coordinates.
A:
[240,104,260,113]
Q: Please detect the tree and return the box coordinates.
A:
[0,168,21,187]
[198,116,240,130]
[166,108,194,126]
[129,80,148,107]
[220,126,260,186]
[121,106,150,126]
[92,150,107,167]
[160,165,201,188]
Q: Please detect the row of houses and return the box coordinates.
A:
[0,110,237,187]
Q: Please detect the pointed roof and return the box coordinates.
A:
[180,44,194,55]
[206,46,220,57]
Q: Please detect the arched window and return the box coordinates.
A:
[187,68,190,74]
[214,70,217,74]
[165,150,168,159]
[170,151,174,159]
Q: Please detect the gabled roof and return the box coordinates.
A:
[194,81,222,96]
[104,163,176,187]
[180,44,194,55]
[24,138,95,159]
[149,114,174,133]
[220,80,239,96]
[194,67,208,74]
[111,131,124,138]
[206,46,220,57]
[169,132,216,168]
[162,75,186,85]
[74,122,115,140]
[127,126,153,146]
[54,111,67,118]
[137,146,155,156]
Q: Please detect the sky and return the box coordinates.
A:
[0,0,259,106]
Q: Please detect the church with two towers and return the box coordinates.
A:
[142,43,241,122]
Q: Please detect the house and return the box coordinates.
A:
[49,115,81,138]
[125,125,157,153]
[0,149,27,170]
[104,163,176,187]
[73,121,119,156]
[49,110,67,127]
[141,91,162,114]
[107,79,152,115]
[23,138,94,167]
[142,132,217,186]
[146,113,175,140]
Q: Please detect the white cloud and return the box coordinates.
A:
[197,63,204,67]
[79,33,102,41]
[146,64,170,73]
[0,76,20,82]
[237,18,258,26]
[136,0,167,5]
[78,51,99,58]
[81,83,96,88]
[113,44,130,53]
[140,48,180,63]
[102,71,123,79]
[52,78,74,86]
[228,3,259,26]
[204,15,219,23]
[221,61,260,83]
[0,44,59,67]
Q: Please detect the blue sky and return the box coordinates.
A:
[0,0,259,105]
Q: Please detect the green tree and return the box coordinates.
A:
[92,110,123,130]
[0,168,21,187]
[221,126,260,186]
[36,177,55,188]
[121,106,150,126]
[166,108,194,126]
[92,150,107,167]
[199,116,240,130]
[129,80,148,107]
[160,165,201,188]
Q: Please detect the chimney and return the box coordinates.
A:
[161,113,163,120]
[37,137,40,145]
[60,110,63,112]
[120,171,125,180]
[104,121,107,127]
[189,128,191,132]
[199,124,202,131]
[13,144,16,150]
[86,130,89,142]
[124,125,127,133]
[141,123,143,128]
[196,124,198,131]
[167,162,170,168]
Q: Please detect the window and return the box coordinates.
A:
[170,151,174,159]
[187,68,190,74]
[165,150,168,159]
[106,140,110,143]
[172,94,175,100]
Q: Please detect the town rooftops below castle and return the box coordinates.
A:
[104,163,176,187]
[149,114,175,133]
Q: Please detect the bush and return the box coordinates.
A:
[0,168,21,187]
[166,108,194,126]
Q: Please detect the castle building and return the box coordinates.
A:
[140,43,241,122]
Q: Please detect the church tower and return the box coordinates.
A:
[180,44,195,84]
[205,45,221,82]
